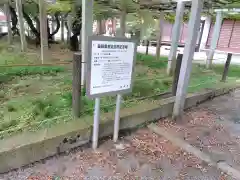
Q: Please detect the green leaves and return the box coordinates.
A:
[47,0,71,14]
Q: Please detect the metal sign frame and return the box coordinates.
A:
[86,35,137,98]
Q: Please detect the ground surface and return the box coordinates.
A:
[157,90,240,173]
[3,90,240,179]
[0,129,230,180]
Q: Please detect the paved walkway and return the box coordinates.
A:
[2,90,240,179]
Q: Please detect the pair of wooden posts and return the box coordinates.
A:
[172,52,232,96]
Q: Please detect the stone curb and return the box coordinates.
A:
[0,85,238,173]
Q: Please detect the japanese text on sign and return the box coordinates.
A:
[87,38,136,97]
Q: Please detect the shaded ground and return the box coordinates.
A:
[0,130,230,179]
[157,89,240,175]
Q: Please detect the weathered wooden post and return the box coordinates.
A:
[145,40,149,55]
[156,12,164,61]
[172,53,183,96]
[72,53,82,117]
[221,53,232,82]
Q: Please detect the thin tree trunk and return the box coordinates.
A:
[67,14,72,43]
[51,15,55,40]
[16,0,26,51]
[61,15,64,42]
[4,3,12,44]
[120,10,126,37]
[111,17,116,36]
[101,20,106,34]
[39,0,48,63]
[96,20,101,35]
[156,12,164,60]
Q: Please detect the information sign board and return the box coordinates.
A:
[86,36,137,98]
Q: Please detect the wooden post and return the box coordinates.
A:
[145,40,149,55]
[15,0,27,51]
[4,3,12,44]
[221,53,232,82]
[72,53,82,117]
[39,0,48,64]
[172,53,183,96]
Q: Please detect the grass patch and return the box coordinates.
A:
[1,50,240,139]
[212,64,240,78]
[136,53,167,69]
[0,66,65,84]
[0,49,37,66]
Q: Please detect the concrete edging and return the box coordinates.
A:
[0,85,238,173]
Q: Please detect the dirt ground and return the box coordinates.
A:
[157,89,240,174]
[2,90,240,180]
[0,128,229,180]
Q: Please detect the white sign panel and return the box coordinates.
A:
[86,36,136,98]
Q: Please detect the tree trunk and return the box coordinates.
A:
[39,0,48,63]
[16,0,27,51]
[4,3,12,44]
[101,20,106,34]
[67,14,72,43]
[49,13,60,39]
[111,17,116,36]
[119,10,126,37]
[9,5,19,36]
[96,19,105,35]
[70,6,82,51]
[51,16,55,40]
[61,15,64,42]
[156,12,164,61]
